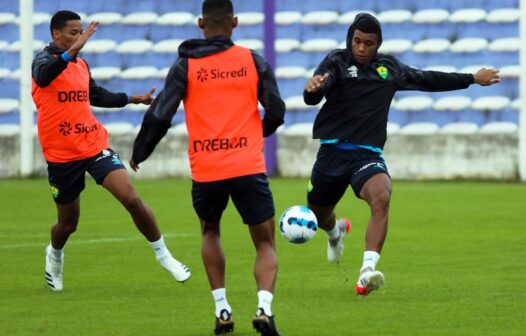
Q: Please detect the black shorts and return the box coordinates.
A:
[192,173,275,225]
[47,148,126,204]
[307,145,390,206]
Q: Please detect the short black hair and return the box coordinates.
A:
[202,0,234,23]
[50,10,81,34]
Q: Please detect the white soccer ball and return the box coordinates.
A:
[279,205,318,244]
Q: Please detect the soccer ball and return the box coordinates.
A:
[279,205,318,244]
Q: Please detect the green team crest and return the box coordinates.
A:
[50,185,59,199]
[307,180,314,192]
[376,65,388,80]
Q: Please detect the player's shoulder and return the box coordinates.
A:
[376,53,399,65]
[33,49,52,61]
[326,49,347,62]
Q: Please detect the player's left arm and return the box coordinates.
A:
[251,50,285,137]
[395,57,500,92]
[130,58,188,171]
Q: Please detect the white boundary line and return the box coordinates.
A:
[0,233,196,249]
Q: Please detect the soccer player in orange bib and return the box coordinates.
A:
[32,10,190,292]
[130,1,285,334]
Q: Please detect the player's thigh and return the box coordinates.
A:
[88,148,127,185]
[350,157,391,199]
[307,145,355,207]
[47,160,88,204]
[230,173,275,225]
[192,179,230,223]
[358,173,392,205]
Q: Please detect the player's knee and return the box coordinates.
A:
[59,217,79,234]
[122,194,144,214]
[370,189,391,213]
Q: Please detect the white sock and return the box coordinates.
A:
[148,235,170,260]
[212,288,232,317]
[257,290,273,316]
[48,243,63,260]
[360,251,380,273]
[326,219,340,240]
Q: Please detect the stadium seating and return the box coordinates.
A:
[0,0,520,131]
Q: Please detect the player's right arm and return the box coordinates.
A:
[303,50,339,105]
[130,58,188,170]
[33,21,98,88]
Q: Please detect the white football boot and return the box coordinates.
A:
[355,270,385,296]
[158,255,191,283]
[327,218,351,263]
[45,245,63,291]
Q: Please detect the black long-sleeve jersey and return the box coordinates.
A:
[304,13,475,150]
[32,42,128,107]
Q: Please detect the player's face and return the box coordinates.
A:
[351,29,378,64]
[52,20,83,50]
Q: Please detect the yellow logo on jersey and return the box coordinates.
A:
[307,180,314,192]
[376,65,388,80]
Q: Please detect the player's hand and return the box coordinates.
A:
[131,87,156,105]
[129,159,139,172]
[305,73,329,93]
[68,21,98,57]
[473,68,500,86]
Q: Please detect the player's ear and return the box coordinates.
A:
[232,16,238,28]
[198,17,205,29]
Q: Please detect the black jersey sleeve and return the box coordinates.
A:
[31,51,68,88]
[251,50,285,137]
[303,50,341,105]
[131,58,188,164]
[395,58,474,92]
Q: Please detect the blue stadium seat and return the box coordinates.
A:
[82,52,123,68]
[277,78,306,99]
[124,24,155,41]
[418,23,456,40]
[443,0,489,11]
[405,109,451,126]
[150,25,201,42]
[388,107,409,126]
[158,1,200,14]
[276,24,302,40]
[413,0,445,10]
[486,0,519,10]
[0,0,18,13]
[34,23,51,42]
[339,1,376,12]
[1,51,20,71]
[456,108,487,126]
[276,51,316,68]
[491,108,518,124]
[300,24,343,41]
[277,0,339,13]
[90,24,124,41]
[0,24,19,42]
[0,78,19,99]
[232,0,263,13]
[232,24,263,40]
[284,110,317,126]
[94,111,144,126]
[381,22,426,42]
[0,112,19,124]
[89,0,128,14]
[121,0,158,14]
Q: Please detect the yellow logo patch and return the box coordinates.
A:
[376,65,388,80]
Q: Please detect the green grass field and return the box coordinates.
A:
[1,178,525,335]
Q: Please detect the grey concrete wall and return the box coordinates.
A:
[0,125,520,180]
